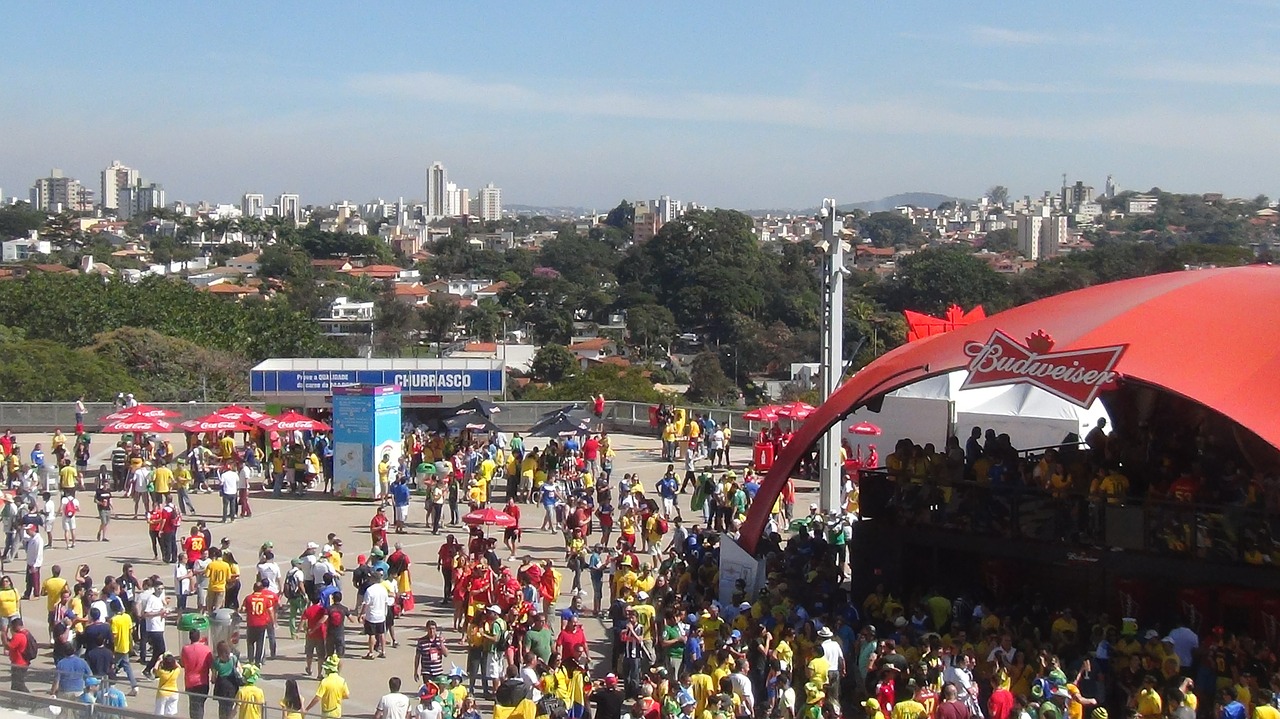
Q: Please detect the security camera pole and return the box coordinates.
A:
[818,198,846,513]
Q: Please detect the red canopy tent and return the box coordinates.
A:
[100,405,181,423]
[102,416,176,434]
[904,303,987,343]
[179,413,255,434]
[741,266,1280,554]
[257,411,331,432]
[774,401,816,420]
[211,405,268,423]
[742,405,781,422]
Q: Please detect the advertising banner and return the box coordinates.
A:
[333,386,402,499]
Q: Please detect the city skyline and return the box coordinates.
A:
[2,2,1278,209]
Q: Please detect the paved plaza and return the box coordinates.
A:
[0,430,754,717]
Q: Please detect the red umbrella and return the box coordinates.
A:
[849,421,882,436]
[463,508,517,528]
[179,413,255,433]
[258,411,331,432]
[775,401,816,420]
[100,404,181,423]
[213,405,268,423]
[742,405,780,421]
[102,416,176,434]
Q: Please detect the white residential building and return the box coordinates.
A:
[1016,208,1065,261]
[241,193,265,218]
[277,193,301,221]
[30,169,92,212]
[117,183,166,220]
[2,236,53,262]
[100,161,139,211]
[478,182,502,221]
[319,296,376,337]
[1127,194,1158,215]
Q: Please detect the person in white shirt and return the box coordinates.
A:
[59,494,80,549]
[373,677,411,719]
[219,465,239,523]
[519,652,542,701]
[131,465,152,518]
[818,627,846,685]
[360,571,391,659]
[257,553,282,593]
[22,525,44,600]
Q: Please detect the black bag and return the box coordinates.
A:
[537,695,569,719]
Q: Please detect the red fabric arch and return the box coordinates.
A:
[739,265,1280,554]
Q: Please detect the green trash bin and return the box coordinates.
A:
[179,613,210,644]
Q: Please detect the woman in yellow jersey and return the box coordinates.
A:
[281,679,304,719]
[0,576,18,630]
[154,653,182,716]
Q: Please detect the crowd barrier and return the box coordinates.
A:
[0,400,768,435]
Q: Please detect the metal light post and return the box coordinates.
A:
[818,199,847,513]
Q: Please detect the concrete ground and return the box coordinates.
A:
[0,430,761,717]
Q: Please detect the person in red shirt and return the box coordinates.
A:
[437,535,460,603]
[503,499,522,556]
[159,501,181,564]
[180,628,214,717]
[301,597,328,677]
[6,616,31,692]
[987,676,1014,719]
[146,506,165,560]
[554,613,588,663]
[370,506,390,554]
[242,580,277,666]
[183,527,208,565]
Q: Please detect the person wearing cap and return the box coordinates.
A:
[234,663,265,719]
[480,604,509,697]
[590,673,627,719]
[306,654,350,718]
[817,625,846,688]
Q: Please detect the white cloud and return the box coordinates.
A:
[966,24,1117,47]
[1123,58,1280,86]
[951,79,1109,94]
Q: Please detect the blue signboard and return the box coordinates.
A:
[251,369,503,395]
[332,386,402,500]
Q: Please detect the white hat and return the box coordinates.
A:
[487,605,502,614]
[818,627,834,638]
[738,602,751,611]
[306,542,319,550]
[637,591,649,601]
[810,503,818,510]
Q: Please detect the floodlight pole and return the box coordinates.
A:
[818,198,845,514]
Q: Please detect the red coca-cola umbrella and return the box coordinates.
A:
[100,404,181,423]
[848,421,882,436]
[258,411,331,432]
[463,508,517,528]
[742,405,780,421]
[775,401,816,420]
[102,416,176,434]
[179,413,255,433]
[212,405,268,423]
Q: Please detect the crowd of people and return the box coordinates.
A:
[0,407,1276,719]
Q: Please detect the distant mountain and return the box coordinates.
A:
[747,192,971,216]
[506,204,592,217]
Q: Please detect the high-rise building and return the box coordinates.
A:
[479,182,502,221]
[445,183,469,217]
[427,161,447,217]
[241,193,265,219]
[117,183,166,220]
[1016,207,1065,261]
[1105,175,1119,199]
[100,161,139,212]
[277,193,301,221]
[656,195,683,223]
[30,169,92,212]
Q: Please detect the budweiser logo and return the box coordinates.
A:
[961,329,1126,408]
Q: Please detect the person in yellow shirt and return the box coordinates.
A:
[1134,675,1163,719]
[152,460,174,503]
[155,653,183,716]
[205,549,232,613]
[236,664,266,719]
[0,576,19,624]
[1254,690,1279,719]
[42,566,68,613]
[306,655,350,718]
[219,434,236,460]
[58,461,80,493]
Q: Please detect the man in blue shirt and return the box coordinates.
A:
[657,474,678,518]
[390,479,411,534]
[1218,687,1246,719]
[51,650,93,699]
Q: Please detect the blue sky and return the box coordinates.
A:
[2,1,1278,209]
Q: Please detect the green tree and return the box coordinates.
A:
[529,344,578,384]
[617,209,766,344]
[418,300,463,355]
[0,335,139,401]
[520,364,664,403]
[686,351,736,405]
[0,204,46,239]
[879,246,1011,314]
[373,291,423,357]
[88,327,249,401]
[857,212,921,248]
[987,185,1009,206]
[625,304,676,355]
[981,228,1019,254]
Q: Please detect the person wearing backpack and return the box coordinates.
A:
[6,616,35,691]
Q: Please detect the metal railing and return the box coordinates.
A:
[0,400,768,434]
